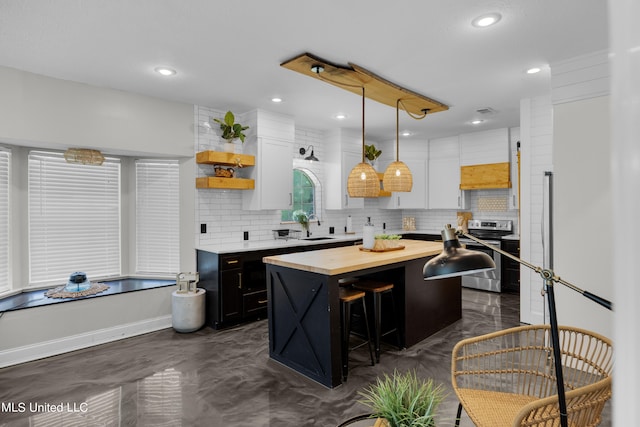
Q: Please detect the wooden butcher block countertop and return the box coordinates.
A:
[262,239,443,276]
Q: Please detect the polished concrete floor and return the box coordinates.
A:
[0,288,611,426]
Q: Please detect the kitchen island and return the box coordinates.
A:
[263,239,461,387]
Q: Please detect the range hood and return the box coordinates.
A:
[460,162,511,190]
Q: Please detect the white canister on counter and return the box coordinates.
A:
[363,217,375,249]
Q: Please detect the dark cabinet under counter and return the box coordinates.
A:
[197,239,361,329]
[501,239,520,293]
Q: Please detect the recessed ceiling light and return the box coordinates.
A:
[154,67,176,76]
[472,13,502,28]
[471,119,484,125]
[401,131,413,137]
[526,67,542,74]
[334,113,348,120]
[271,97,283,103]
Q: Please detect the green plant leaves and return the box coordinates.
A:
[358,370,446,427]
[365,144,382,161]
[213,111,249,143]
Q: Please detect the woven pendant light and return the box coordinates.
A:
[383,99,413,192]
[347,88,380,198]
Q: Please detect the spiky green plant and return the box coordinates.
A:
[358,370,446,427]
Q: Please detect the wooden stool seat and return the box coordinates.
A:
[338,277,361,287]
[338,286,374,381]
[339,287,366,302]
[352,280,401,363]
[352,280,394,293]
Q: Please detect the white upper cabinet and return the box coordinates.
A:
[459,128,510,166]
[324,129,366,210]
[242,110,294,210]
[428,135,466,209]
[379,139,427,209]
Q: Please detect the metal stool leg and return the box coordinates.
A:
[372,292,382,363]
[360,295,375,366]
[341,300,350,381]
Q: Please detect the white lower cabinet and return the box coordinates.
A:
[242,137,293,210]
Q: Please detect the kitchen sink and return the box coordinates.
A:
[302,237,335,241]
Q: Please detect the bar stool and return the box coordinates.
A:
[339,287,375,381]
[352,280,401,363]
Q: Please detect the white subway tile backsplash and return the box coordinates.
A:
[194,105,520,247]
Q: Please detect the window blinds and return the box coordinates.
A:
[135,160,180,275]
[0,150,10,292]
[28,151,121,285]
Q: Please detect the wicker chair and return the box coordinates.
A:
[452,324,613,427]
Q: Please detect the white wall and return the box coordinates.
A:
[519,96,554,325]
[0,286,176,368]
[610,0,640,423]
[0,66,193,157]
[552,96,612,337]
[549,51,613,338]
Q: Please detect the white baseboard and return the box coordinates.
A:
[0,315,172,368]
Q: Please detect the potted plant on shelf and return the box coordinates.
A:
[357,370,446,427]
[213,111,249,152]
[364,144,382,168]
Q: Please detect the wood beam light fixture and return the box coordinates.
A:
[280,53,449,115]
[383,99,414,192]
[282,53,447,197]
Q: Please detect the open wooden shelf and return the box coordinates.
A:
[196,151,255,167]
[377,172,391,197]
[196,177,255,190]
[196,150,256,190]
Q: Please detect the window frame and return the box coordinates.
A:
[281,167,322,224]
[27,150,122,287]
[135,159,180,275]
[0,148,11,294]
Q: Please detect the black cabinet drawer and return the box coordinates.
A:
[220,255,243,270]
[243,289,268,318]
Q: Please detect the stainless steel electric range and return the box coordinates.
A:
[458,219,513,292]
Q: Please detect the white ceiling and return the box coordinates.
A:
[0,0,608,142]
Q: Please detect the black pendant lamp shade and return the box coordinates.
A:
[423,225,496,279]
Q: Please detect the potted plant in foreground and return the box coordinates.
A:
[213,111,249,152]
[358,370,446,427]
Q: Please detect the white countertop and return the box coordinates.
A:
[196,233,363,254]
[195,228,517,254]
[195,228,437,254]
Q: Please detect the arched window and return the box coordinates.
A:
[281,168,319,222]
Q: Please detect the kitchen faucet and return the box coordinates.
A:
[306,214,321,237]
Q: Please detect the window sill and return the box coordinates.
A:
[0,278,176,314]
